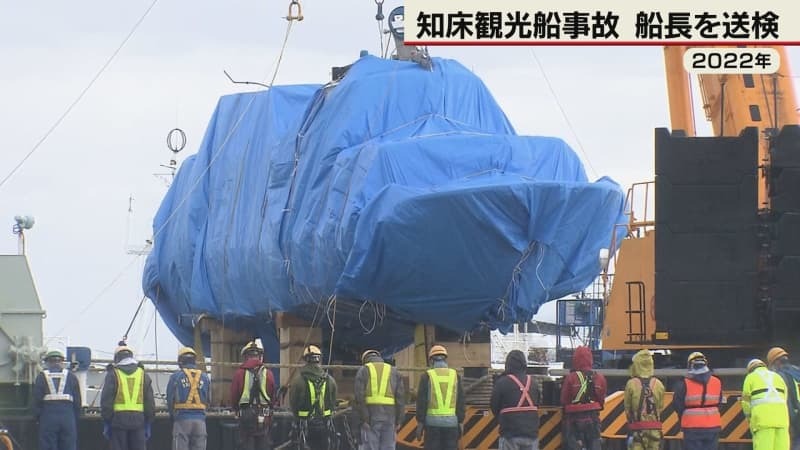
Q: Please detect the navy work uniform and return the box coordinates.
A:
[33,350,82,450]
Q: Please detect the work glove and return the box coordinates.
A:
[458,423,464,436]
[144,422,152,440]
[102,422,112,440]
[415,423,424,441]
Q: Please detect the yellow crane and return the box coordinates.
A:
[601,45,800,356]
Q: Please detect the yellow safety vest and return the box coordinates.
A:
[365,362,395,406]
[426,368,457,416]
[742,367,789,430]
[298,378,332,418]
[173,368,207,410]
[113,367,144,412]
[239,366,271,405]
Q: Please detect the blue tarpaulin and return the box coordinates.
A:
[142,55,627,360]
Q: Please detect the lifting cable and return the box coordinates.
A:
[0,0,161,192]
[268,0,303,87]
[122,294,148,342]
[530,50,599,179]
[64,0,308,343]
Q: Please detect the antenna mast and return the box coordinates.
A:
[126,128,187,256]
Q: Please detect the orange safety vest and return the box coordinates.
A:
[564,370,601,413]
[499,374,538,415]
[680,376,722,429]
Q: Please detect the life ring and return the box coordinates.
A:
[0,433,13,450]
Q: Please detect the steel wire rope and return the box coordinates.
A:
[53,7,301,340]
[0,0,161,191]
[122,294,148,342]
[530,50,599,179]
[325,295,337,366]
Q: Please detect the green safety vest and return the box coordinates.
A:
[426,368,457,416]
[365,362,395,406]
[239,366,271,405]
[298,377,332,418]
[113,367,144,412]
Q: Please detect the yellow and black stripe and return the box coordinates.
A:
[600,391,751,443]
[397,406,563,449]
[396,390,752,448]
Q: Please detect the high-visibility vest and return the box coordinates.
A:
[426,368,457,417]
[680,376,722,429]
[43,369,73,402]
[365,362,395,406]
[564,370,601,413]
[742,367,789,430]
[113,367,145,412]
[749,368,786,408]
[173,368,207,410]
[499,374,538,415]
[239,366,271,406]
[297,377,332,418]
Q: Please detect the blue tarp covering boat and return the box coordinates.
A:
[142,54,627,361]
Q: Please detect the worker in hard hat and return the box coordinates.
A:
[742,358,790,450]
[623,349,665,450]
[415,344,465,450]
[489,349,540,450]
[354,349,405,449]
[288,344,338,449]
[671,351,722,450]
[100,342,156,450]
[166,346,210,450]
[230,339,276,450]
[32,349,82,450]
[767,347,800,450]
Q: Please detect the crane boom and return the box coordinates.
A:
[664,45,799,208]
[601,46,800,355]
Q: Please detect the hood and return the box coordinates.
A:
[630,350,654,377]
[239,358,264,370]
[687,370,712,383]
[365,355,384,364]
[505,350,528,374]
[300,363,325,379]
[572,346,593,371]
[688,360,710,376]
[111,362,141,375]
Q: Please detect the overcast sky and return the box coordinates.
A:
[1,0,799,360]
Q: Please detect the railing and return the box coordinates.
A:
[625,281,647,343]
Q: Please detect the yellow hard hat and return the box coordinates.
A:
[747,359,766,373]
[304,345,322,357]
[361,349,380,363]
[687,351,706,365]
[178,346,197,358]
[240,340,264,357]
[429,345,448,359]
[767,347,789,366]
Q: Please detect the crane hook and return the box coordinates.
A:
[287,0,303,21]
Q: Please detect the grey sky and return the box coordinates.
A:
[1,0,798,359]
